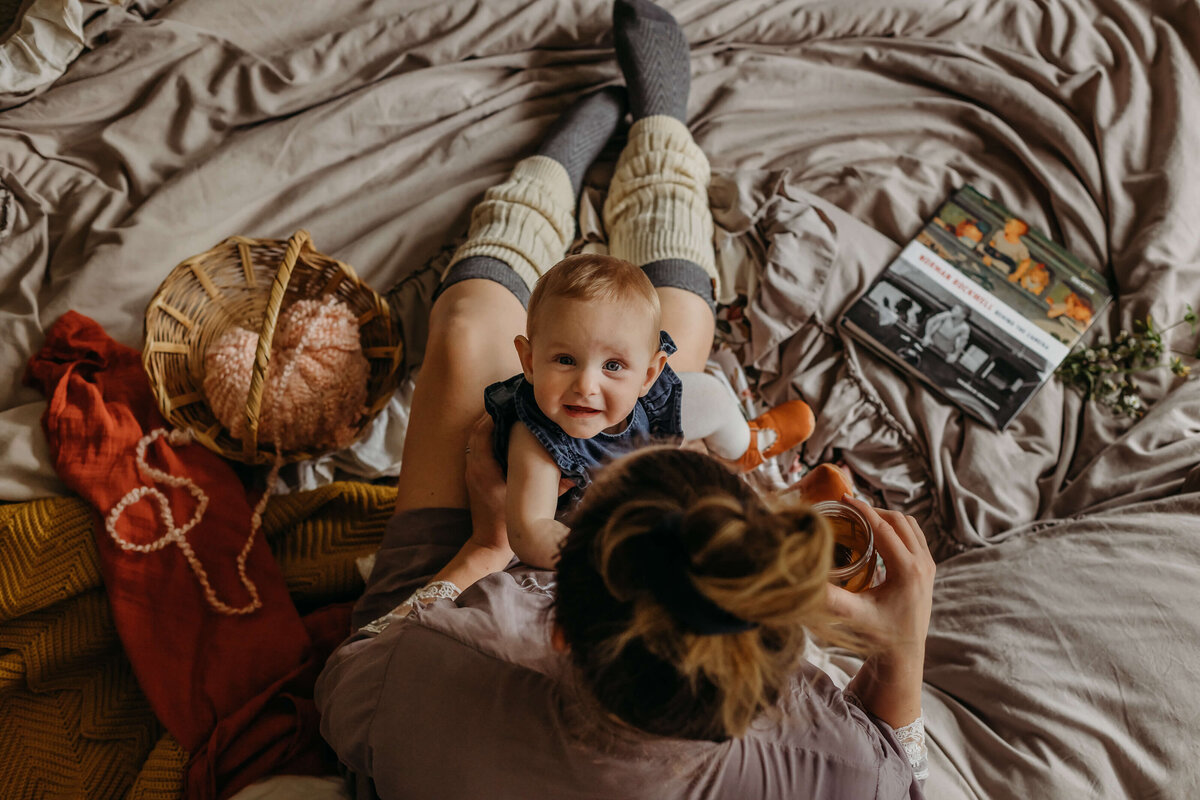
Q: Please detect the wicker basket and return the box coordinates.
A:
[143,230,404,465]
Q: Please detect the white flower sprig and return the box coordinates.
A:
[1056,305,1198,418]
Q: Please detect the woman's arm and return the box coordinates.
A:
[506,423,570,568]
[824,497,934,782]
[425,416,517,592]
[826,496,935,729]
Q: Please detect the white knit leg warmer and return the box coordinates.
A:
[449,155,577,293]
[602,115,718,295]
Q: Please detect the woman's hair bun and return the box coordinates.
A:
[553,446,841,741]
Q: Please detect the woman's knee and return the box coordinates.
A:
[657,286,716,372]
[426,279,526,376]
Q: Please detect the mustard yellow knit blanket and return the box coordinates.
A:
[0,482,394,800]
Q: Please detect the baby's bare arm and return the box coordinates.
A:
[506,424,570,568]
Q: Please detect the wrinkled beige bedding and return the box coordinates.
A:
[1,0,1198,796]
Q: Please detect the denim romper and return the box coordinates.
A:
[484,331,684,492]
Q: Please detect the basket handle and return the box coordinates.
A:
[242,229,312,459]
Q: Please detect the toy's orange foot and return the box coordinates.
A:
[734,399,816,472]
[790,462,855,504]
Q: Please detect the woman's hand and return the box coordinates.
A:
[463,414,511,555]
[426,415,515,594]
[825,496,935,658]
[826,495,935,730]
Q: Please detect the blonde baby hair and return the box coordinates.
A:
[527,253,662,350]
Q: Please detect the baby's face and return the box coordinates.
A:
[516,296,666,439]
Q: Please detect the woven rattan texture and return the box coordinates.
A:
[143,230,403,465]
[0,481,394,799]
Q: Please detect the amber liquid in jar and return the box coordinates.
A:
[813,500,876,593]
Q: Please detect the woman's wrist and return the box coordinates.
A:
[847,646,926,730]
[869,642,926,675]
[431,537,513,592]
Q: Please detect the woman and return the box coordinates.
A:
[316,1,931,796]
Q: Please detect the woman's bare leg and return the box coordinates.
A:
[392,90,627,515]
[657,286,714,372]
[393,279,525,514]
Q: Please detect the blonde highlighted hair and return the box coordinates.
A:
[527,253,661,347]
[554,446,857,741]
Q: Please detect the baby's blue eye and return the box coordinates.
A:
[556,355,575,366]
[604,360,623,372]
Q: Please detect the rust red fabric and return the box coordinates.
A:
[26,311,345,799]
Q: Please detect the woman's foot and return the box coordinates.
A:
[734,399,817,472]
[613,0,691,122]
[536,86,628,198]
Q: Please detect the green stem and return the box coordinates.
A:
[1114,364,1165,376]
[1159,319,1190,335]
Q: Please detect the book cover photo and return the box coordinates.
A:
[840,185,1111,431]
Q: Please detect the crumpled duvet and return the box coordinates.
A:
[1,0,1199,797]
[707,169,1200,557]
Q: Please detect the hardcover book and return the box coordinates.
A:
[839,185,1111,430]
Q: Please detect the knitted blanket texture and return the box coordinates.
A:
[0,485,393,799]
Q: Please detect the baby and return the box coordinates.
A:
[485,253,815,568]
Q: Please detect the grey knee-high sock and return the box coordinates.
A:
[613,0,691,122]
[435,89,626,308]
[437,256,532,307]
[536,86,628,198]
[643,258,716,309]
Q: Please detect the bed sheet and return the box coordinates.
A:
[2,0,1197,514]
[1,0,1198,797]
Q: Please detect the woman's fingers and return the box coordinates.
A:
[826,576,897,648]
[466,415,493,463]
[906,514,932,557]
[465,414,504,487]
[841,496,935,590]
[467,414,492,452]
[824,582,856,618]
[885,510,934,577]
[843,495,924,555]
[842,496,908,565]
[878,508,922,554]
[825,582,876,627]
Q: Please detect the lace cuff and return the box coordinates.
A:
[893,714,929,782]
[359,580,462,635]
[844,691,928,782]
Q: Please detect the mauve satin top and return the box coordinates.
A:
[316,509,923,800]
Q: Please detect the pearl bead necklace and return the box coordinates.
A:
[104,298,328,616]
[104,427,270,615]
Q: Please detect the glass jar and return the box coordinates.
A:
[812,500,876,592]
